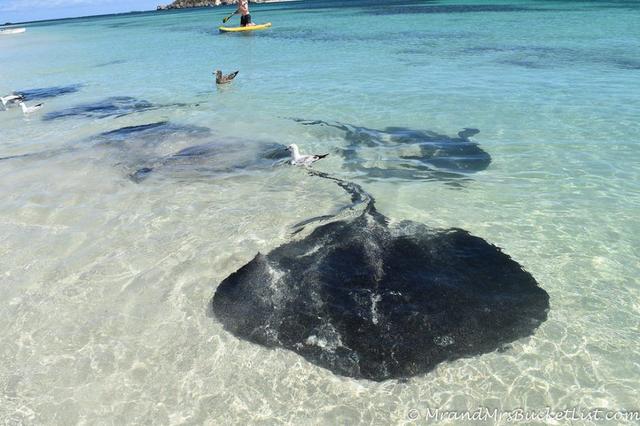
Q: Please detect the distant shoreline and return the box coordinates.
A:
[2,0,299,27]
[157,0,300,11]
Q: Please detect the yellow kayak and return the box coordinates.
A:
[219,22,272,33]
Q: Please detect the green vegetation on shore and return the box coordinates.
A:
[157,0,267,10]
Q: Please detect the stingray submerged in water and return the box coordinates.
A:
[0,120,211,163]
[92,121,212,150]
[1,120,287,182]
[42,96,196,121]
[15,84,82,101]
[112,124,289,182]
[79,120,288,182]
[129,140,289,182]
[293,119,491,183]
[212,170,549,381]
[42,96,156,121]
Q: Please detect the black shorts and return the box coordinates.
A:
[241,14,251,26]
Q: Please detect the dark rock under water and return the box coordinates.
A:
[212,171,549,381]
[293,119,491,183]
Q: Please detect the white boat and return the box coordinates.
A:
[0,28,26,35]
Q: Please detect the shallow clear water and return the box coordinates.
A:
[1,0,639,424]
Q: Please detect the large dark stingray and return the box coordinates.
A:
[93,121,212,147]
[212,170,549,381]
[0,121,210,163]
[0,120,288,182]
[293,119,491,183]
[91,121,288,181]
[15,84,82,101]
[42,96,194,121]
[128,140,289,183]
[89,122,286,182]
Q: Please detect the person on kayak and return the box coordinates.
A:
[237,0,255,27]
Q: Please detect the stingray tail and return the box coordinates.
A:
[305,169,386,224]
[289,118,351,132]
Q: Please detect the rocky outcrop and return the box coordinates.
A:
[157,0,267,10]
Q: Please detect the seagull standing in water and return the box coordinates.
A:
[286,144,329,166]
[19,101,44,115]
[1,94,24,109]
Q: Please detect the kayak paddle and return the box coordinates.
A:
[222,10,238,23]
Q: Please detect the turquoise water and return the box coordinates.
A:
[1,0,639,423]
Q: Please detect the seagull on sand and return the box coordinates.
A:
[1,94,24,108]
[19,101,44,115]
[215,70,239,85]
[286,144,329,166]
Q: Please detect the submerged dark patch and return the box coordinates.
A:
[212,172,549,381]
[294,119,491,182]
[366,4,540,15]
[610,58,640,70]
[95,59,127,67]
[104,21,140,29]
[256,27,476,45]
[461,44,640,71]
[254,27,391,43]
[500,59,546,69]
[16,84,82,101]
[583,0,640,11]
